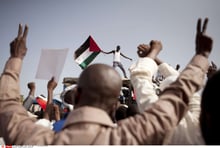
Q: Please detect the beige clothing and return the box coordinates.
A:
[0,55,208,145]
[129,58,205,144]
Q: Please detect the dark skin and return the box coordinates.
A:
[195,18,212,58]
[137,40,162,59]
[175,64,180,71]
[9,19,212,143]
[194,17,215,144]
[44,77,60,121]
[194,18,213,144]
[27,82,35,97]
[10,24,28,59]
[207,61,217,79]
[75,37,162,121]
[137,40,163,66]
[137,44,150,57]
[74,40,162,122]
[137,18,213,145]
[101,45,132,61]
[74,63,122,121]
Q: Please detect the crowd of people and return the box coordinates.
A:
[0,17,219,145]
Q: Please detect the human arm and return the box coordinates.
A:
[0,24,54,145]
[121,18,212,144]
[137,44,150,57]
[159,18,212,144]
[27,82,35,96]
[101,50,114,54]
[43,77,60,121]
[129,40,163,112]
[23,82,36,110]
[120,52,132,61]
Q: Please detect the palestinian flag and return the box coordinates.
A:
[74,36,101,69]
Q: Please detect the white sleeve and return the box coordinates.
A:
[129,57,158,113]
[158,63,179,78]
[35,118,53,130]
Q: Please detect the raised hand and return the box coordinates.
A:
[137,44,150,57]
[27,82,36,96]
[47,77,57,104]
[10,24,28,59]
[47,77,57,91]
[195,18,213,58]
[27,82,35,90]
[207,61,217,79]
[147,40,162,59]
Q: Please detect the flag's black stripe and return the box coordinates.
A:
[74,36,90,59]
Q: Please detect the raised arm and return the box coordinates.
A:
[195,18,212,58]
[124,18,212,144]
[101,50,114,54]
[120,52,132,61]
[23,82,36,110]
[43,77,59,121]
[47,77,57,104]
[0,24,54,145]
[129,41,161,112]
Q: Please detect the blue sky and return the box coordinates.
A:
[0,0,219,98]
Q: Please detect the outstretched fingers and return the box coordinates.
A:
[23,24,29,40]
[197,18,209,34]
[197,18,201,34]
[17,24,23,38]
[202,18,208,34]
[17,24,28,40]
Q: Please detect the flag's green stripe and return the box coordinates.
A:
[79,52,100,69]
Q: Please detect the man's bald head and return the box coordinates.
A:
[76,63,122,109]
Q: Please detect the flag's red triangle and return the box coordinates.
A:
[89,35,101,52]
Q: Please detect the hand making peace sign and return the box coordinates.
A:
[10,24,29,59]
[195,18,213,58]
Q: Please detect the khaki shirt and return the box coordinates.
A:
[0,55,208,145]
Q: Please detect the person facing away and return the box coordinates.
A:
[131,41,204,144]
[0,20,212,145]
[129,18,213,145]
[102,45,132,78]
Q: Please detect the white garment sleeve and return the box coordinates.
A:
[129,57,158,112]
[158,63,179,91]
[130,60,204,144]
[158,63,179,78]
[35,118,54,130]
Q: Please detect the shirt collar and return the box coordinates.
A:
[63,106,116,128]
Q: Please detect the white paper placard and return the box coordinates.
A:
[35,48,69,82]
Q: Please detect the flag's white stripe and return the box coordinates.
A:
[75,48,92,64]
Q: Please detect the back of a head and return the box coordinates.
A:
[77,63,122,109]
[116,45,120,51]
[200,69,220,144]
